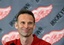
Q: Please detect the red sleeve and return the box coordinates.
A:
[40,40,51,45]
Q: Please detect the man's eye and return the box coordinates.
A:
[28,22,33,24]
[21,22,25,24]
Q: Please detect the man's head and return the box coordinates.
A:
[15,9,35,37]
[16,9,35,23]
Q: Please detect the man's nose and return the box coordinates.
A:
[24,23,29,28]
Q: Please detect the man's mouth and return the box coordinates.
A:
[22,29,30,33]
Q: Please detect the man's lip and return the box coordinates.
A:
[22,29,29,32]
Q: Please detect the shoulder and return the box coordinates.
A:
[33,35,51,45]
[38,39,51,45]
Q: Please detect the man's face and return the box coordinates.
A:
[15,13,35,37]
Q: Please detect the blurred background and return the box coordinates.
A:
[0,0,64,45]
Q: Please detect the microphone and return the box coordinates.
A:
[10,43,15,45]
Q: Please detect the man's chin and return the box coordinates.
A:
[21,34,31,37]
[22,34,31,37]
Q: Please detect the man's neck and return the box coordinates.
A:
[20,35,33,45]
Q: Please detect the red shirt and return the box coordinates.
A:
[5,35,51,45]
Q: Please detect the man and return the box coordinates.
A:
[5,9,51,45]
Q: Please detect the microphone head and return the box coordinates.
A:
[10,43,15,45]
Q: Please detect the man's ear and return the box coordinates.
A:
[14,22,18,29]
